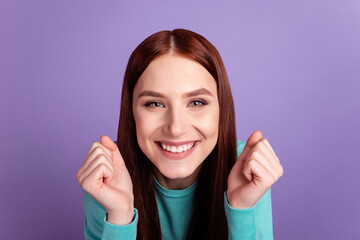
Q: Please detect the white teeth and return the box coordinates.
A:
[178,146,184,153]
[160,142,195,153]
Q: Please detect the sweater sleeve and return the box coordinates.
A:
[223,140,273,239]
[83,190,138,239]
[224,189,273,240]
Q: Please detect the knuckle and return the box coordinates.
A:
[251,150,261,159]
[247,159,256,168]
[279,165,284,177]
[78,176,84,186]
[90,142,100,150]
[93,146,105,155]
[82,179,92,192]
[98,162,108,170]
[95,153,107,162]
[98,162,113,175]
[94,146,111,160]
[260,138,267,145]
[273,171,279,181]
[76,170,81,180]
[259,141,267,150]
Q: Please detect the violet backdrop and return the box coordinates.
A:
[1,0,359,239]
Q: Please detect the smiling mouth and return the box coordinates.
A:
[155,141,199,159]
[157,141,196,153]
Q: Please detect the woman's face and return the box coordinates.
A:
[132,54,219,189]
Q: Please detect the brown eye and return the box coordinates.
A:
[145,101,164,108]
[189,100,207,107]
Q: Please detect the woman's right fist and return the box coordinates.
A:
[76,135,134,225]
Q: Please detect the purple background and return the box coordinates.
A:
[1,0,359,239]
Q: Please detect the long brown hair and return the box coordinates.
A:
[116,29,237,240]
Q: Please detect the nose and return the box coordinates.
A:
[163,106,188,137]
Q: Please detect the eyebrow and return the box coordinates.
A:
[137,88,214,99]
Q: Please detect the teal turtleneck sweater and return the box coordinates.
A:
[83,140,273,239]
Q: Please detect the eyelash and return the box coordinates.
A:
[144,100,207,108]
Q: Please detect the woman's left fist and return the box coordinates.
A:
[227,130,284,209]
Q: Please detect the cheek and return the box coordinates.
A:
[134,108,161,142]
[194,108,219,138]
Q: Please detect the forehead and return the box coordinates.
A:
[134,54,217,96]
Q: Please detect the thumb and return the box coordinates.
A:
[238,130,263,161]
[100,135,125,167]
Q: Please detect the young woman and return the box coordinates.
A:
[76,29,284,240]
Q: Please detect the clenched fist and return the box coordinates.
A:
[227,130,284,209]
[76,135,134,225]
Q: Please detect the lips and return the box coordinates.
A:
[155,141,199,160]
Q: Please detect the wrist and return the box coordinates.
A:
[107,208,134,225]
[227,192,256,209]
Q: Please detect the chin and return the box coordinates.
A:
[158,166,195,180]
